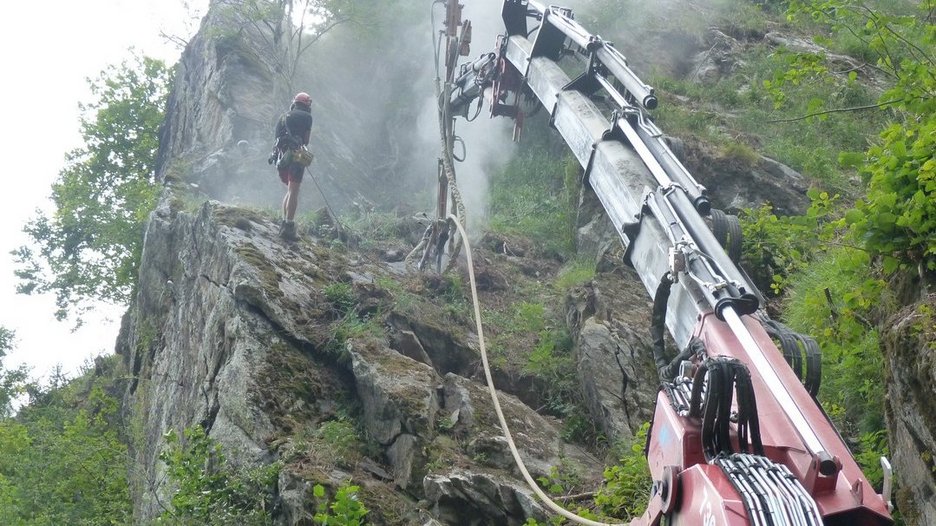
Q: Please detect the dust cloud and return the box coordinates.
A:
[205,0,719,230]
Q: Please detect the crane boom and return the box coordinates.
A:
[440,1,894,524]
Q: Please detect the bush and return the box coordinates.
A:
[739,189,837,296]
[782,247,888,435]
[594,422,652,520]
[158,425,280,525]
[313,483,368,525]
[0,381,132,525]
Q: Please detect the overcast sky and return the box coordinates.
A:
[0,0,206,381]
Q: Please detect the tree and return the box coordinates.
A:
[12,53,172,325]
[0,327,28,418]
[788,0,936,273]
[214,0,376,89]
[0,373,133,524]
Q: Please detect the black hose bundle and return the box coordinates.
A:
[651,272,674,376]
[690,357,764,460]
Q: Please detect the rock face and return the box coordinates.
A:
[119,196,619,524]
[882,293,936,526]
[121,4,636,521]
[155,0,436,213]
[117,1,936,524]
[155,4,283,206]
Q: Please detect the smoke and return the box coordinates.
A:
[573,0,736,78]
[426,0,518,236]
[188,0,727,228]
[293,0,520,237]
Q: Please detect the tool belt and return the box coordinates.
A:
[293,145,314,166]
[276,145,314,169]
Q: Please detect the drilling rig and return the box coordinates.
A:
[431,0,895,524]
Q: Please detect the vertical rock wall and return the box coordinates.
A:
[882,293,936,525]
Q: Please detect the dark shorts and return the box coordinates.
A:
[278,162,304,185]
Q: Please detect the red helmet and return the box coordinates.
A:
[293,92,311,107]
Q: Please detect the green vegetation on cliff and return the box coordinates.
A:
[3,0,931,523]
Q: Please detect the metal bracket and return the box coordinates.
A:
[881,456,894,512]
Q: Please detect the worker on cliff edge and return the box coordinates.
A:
[270,92,314,242]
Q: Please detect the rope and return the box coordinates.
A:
[438,103,466,273]
[412,0,467,275]
[303,164,346,241]
[448,214,626,526]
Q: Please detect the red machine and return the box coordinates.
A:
[435,0,895,524]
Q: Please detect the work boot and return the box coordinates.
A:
[281,220,299,242]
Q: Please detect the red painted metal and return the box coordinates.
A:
[634,310,892,525]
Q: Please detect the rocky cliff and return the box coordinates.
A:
[119,195,650,523]
[882,291,936,526]
[119,3,661,523]
[116,0,936,524]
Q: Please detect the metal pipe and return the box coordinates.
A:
[722,307,830,465]
[595,45,657,109]
[595,72,709,215]
[543,6,601,51]
[615,116,674,188]
[632,118,710,214]
[527,0,546,14]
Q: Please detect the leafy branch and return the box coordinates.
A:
[765,97,904,122]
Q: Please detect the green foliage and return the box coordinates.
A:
[524,327,576,414]
[439,273,466,306]
[483,293,591,435]
[762,52,832,109]
[314,418,361,467]
[561,411,604,446]
[786,0,936,271]
[323,282,356,316]
[320,279,386,364]
[158,424,280,525]
[0,328,13,354]
[855,429,889,489]
[650,26,884,190]
[739,189,838,294]
[0,374,132,524]
[553,259,596,291]
[0,328,28,418]
[537,460,583,496]
[595,422,652,520]
[13,53,171,324]
[312,482,368,525]
[513,302,546,333]
[326,314,384,365]
[783,247,888,435]
[488,124,580,259]
[849,115,936,271]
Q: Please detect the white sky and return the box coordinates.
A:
[0,0,206,382]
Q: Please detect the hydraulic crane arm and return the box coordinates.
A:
[442,1,894,524]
